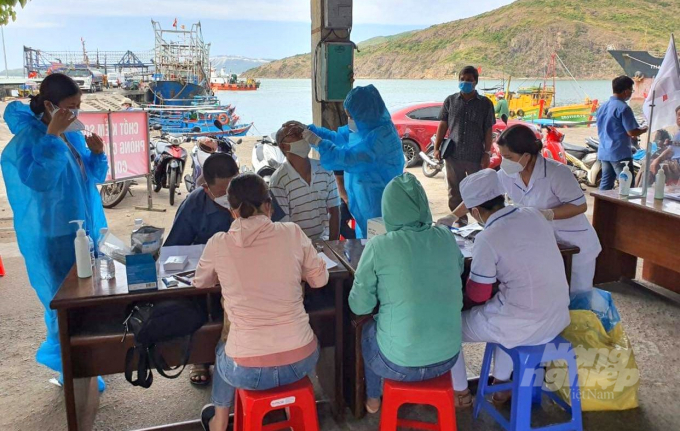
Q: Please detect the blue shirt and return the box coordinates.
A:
[596,96,640,162]
[164,188,285,246]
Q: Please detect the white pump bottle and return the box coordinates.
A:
[70,220,93,278]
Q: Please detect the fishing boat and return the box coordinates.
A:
[546,99,599,122]
[145,20,213,106]
[608,50,663,101]
[210,74,261,92]
[486,83,554,120]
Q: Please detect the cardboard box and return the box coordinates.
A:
[367,217,387,239]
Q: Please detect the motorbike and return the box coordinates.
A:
[250,134,286,184]
[563,138,601,187]
[184,120,242,193]
[541,126,568,164]
[150,125,189,206]
[99,180,136,208]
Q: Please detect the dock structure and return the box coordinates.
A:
[22,45,154,77]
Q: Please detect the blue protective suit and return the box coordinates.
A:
[309,85,404,238]
[2,102,108,374]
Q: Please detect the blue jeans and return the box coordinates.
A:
[600,159,635,190]
[211,341,320,408]
[362,320,459,399]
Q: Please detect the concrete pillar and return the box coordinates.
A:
[310,0,351,130]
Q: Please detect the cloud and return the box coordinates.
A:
[10,0,514,26]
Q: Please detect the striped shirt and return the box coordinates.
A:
[270,159,341,240]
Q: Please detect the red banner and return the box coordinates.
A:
[79,111,150,182]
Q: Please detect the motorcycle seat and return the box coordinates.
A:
[563,142,593,155]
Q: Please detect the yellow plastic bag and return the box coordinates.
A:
[545,310,640,411]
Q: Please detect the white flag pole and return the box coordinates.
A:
[638,89,655,199]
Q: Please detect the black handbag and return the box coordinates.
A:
[123,299,207,388]
[440,138,456,159]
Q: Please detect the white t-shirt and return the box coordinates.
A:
[270,159,341,240]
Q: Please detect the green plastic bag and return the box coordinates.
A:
[545,310,640,411]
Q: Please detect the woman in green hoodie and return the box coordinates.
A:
[349,173,464,413]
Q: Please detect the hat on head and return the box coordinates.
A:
[460,169,504,209]
[496,91,505,98]
[121,97,133,106]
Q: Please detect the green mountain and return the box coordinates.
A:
[242,0,678,80]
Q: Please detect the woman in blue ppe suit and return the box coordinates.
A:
[299,85,404,238]
[2,73,108,383]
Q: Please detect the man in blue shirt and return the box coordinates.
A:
[164,153,284,385]
[596,76,648,190]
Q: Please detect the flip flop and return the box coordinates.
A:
[190,364,211,386]
[201,404,215,431]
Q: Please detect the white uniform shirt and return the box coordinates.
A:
[270,159,341,240]
[497,155,602,259]
[469,206,571,348]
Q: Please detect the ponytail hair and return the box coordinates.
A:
[227,173,271,219]
[29,73,82,116]
[496,124,543,156]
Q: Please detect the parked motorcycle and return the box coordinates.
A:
[251,134,286,184]
[99,180,136,208]
[563,139,601,187]
[150,125,189,206]
[184,120,242,193]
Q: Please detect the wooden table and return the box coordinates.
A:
[50,245,350,431]
[323,238,581,419]
[591,189,680,294]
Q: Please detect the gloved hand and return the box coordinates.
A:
[302,129,322,146]
[540,209,555,221]
[436,213,459,227]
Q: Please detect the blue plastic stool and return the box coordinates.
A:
[473,336,583,431]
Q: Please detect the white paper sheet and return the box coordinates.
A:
[158,244,206,278]
[318,252,338,269]
[361,239,368,246]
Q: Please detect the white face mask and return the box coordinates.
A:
[50,103,85,133]
[500,154,528,176]
[348,118,357,132]
[287,139,311,158]
[207,187,231,209]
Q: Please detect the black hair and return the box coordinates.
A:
[227,173,272,219]
[675,105,680,114]
[203,153,239,186]
[459,65,479,83]
[612,75,635,94]
[29,73,82,116]
[653,129,671,143]
[477,195,506,211]
[497,124,543,155]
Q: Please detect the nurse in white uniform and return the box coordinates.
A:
[440,124,601,294]
[449,169,571,405]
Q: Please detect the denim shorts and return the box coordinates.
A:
[211,341,320,408]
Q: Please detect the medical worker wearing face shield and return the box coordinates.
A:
[439,125,602,294]
[292,85,405,238]
[1,73,109,378]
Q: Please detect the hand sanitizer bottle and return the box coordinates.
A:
[70,220,93,278]
[655,169,666,200]
[618,165,632,196]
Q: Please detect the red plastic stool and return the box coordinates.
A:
[233,376,320,431]
[380,373,457,431]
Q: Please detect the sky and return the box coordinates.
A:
[2,0,514,70]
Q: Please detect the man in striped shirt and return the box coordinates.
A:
[270,124,341,240]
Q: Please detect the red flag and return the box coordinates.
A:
[663,94,669,102]
[173,18,177,28]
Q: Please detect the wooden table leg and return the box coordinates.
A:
[332,278,346,421]
[563,254,573,288]
[58,309,79,431]
[592,197,637,284]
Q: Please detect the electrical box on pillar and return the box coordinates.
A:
[316,42,354,102]
[324,0,352,29]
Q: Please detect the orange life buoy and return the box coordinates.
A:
[218,113,229,124]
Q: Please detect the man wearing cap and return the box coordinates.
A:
[494,92,509,118]
[449,169,571,407]
[121,98,133,110]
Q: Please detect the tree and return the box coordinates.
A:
[1,0,29,26]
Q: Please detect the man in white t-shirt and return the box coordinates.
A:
[270,124,341,240]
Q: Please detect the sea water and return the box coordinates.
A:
[217,78,616,136]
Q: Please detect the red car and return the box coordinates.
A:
[390,102,560,168]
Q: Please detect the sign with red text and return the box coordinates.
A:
[79,111,150,182]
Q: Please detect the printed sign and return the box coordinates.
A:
[79,111,150,182]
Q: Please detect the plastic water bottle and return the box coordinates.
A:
[97,228,116,280]
[618,165,632,196]
[654,169,666,200]
[86,229,96,267]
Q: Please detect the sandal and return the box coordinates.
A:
[491,379,512,406]
[366,397,381,414]
[455,389,473,409]
[190,364,211,386]
[200,404,215,431]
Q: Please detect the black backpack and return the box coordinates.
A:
[123,299,207,388]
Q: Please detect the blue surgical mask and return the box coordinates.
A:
[459,81,475,94]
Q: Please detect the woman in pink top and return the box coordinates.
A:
[194,174,329,431]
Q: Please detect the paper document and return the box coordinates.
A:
[665,192,680,202]
[361,239,368,246]
[318,252,338,269]
[456,223,484,239]
[158,244,205,277]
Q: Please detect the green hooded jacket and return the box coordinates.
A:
[348,173,464,367]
